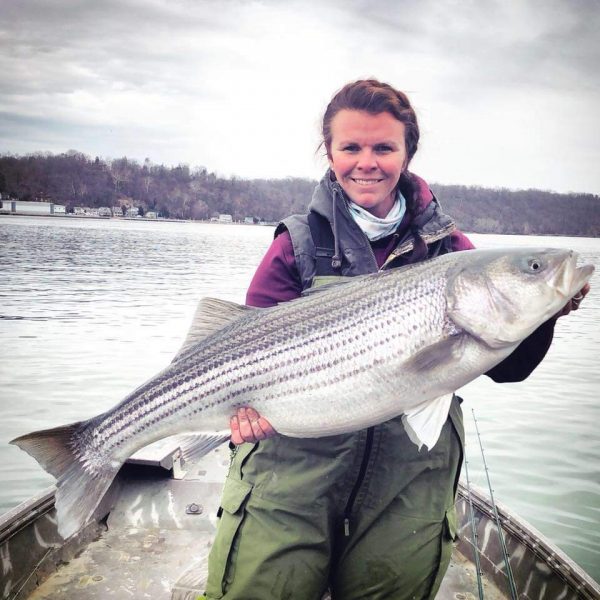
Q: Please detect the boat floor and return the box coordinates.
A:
[25,524,506,600]
[6,439,598,599]
[12,442,508,599]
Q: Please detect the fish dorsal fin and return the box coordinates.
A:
[172,298,254,362]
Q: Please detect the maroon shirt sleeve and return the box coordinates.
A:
[450,230,475,251]
[246,231,302,308]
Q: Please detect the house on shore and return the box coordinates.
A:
[0,200,66,215]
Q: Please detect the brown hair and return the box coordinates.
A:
[322,79,420,164]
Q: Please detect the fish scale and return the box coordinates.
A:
[91,257,467,453]
[87,263,446,460]
[11,247,594,539]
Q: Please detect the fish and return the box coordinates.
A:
[11,247,593,539]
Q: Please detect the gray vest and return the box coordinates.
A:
[276,193,457,291]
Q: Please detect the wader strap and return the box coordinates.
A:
[429,236,453,259]
[307,212,341,276]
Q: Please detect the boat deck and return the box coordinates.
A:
[4,438,598,600]
[24,525,506,600]
[14,441,506,600]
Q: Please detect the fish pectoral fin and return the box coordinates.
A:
[404,335,466,374]
[173,298,256,362]
[402,393,454,450]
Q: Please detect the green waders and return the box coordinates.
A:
[204,397,464,600]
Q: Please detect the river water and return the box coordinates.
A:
[1,215,598,581]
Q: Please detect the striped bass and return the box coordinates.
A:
[11,247,593,539]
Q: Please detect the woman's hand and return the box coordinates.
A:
[230,407,277,445]
[556,283,591,318]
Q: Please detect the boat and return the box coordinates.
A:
[1,436,599,600]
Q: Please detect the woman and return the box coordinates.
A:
[204,79,589,600]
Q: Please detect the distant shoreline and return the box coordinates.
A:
[0,212,185,223]
[0,213,275,226]
[0,212,594,238]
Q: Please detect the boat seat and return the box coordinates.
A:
[127,433,230,480]
[127,437,187,478]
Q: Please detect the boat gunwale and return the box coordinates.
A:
[0,486,56,546]
[457,481,600,598]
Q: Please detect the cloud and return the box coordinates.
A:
[0,0,599,193]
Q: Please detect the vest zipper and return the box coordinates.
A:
[333,182,380,274]
[342,426,375,536]
[325,188,395,535]
[379,233,401,271]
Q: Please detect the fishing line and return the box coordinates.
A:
[9,547,53,600]
[472,408,518,600]
[464,446,485,599]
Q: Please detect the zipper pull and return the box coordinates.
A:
[344,518,350,537]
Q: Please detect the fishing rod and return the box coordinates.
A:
[472,408,518,600]
[464,448,485,599]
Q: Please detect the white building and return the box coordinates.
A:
[126,207,139,218]
[218,214,233,223]
[112,206,123,216]
[12,201,52,215]
[145,211,157,219]
[0,199,67,215]
[73,207,86,215]
[98,207,111,217]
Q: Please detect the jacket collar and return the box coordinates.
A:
[308,170,454,240]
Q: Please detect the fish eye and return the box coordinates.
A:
[528,258,543,272]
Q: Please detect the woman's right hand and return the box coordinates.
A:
[556,283,591,318]
[230,407,276,445]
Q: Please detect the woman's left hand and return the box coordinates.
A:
[230,407,277,445]
[556,283,591,318]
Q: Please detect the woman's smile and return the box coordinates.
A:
[351,177,384,185]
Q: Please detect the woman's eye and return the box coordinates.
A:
[375,145,393,153]
[343,145,359,152]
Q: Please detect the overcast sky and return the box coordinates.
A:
[1,0,599,194]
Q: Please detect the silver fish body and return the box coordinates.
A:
[11,247,594,539]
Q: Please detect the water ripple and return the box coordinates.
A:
[1,217,599,581]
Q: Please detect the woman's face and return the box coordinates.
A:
[328,110,407,218]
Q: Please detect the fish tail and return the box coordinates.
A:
[11,421,120,539]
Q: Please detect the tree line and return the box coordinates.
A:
[0,151,598,237]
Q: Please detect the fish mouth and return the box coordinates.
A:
[550,250,594,299]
